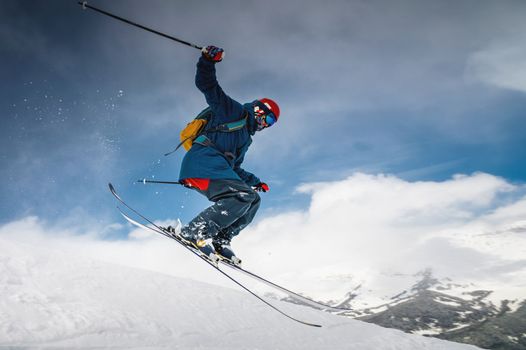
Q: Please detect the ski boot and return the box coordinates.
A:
[213,240,242,266]
[166,224,218,264]
[165,219,182,238]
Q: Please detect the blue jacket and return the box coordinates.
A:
[178,57,261,186]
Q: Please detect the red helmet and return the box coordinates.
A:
[258,98,280,120]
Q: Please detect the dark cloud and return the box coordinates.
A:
[1,0,526,227]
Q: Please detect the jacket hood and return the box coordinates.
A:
[243,102,257,136]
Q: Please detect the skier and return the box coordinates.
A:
[167,45,280,265]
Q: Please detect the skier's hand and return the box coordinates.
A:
[201,45,224,62]
[254,182,269,193]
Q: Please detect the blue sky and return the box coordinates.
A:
[1,0,526,235]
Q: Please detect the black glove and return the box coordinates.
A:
[254,182,269,192]
[201,45,224,62]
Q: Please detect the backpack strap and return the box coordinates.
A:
[193,111,248,161]
[204,111,247,133]
[194,135,236,161]
[164,110,248,157]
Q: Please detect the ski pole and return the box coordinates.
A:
[138,178,265,192]
[137,179,184,185]
[78,1,202,50]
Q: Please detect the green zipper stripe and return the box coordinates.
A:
[225,119,246,130]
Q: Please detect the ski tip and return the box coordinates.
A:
[108,183,122,202]
[297,320,322,328]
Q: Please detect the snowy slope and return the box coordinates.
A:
[0,236,481,349]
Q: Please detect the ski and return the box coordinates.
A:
[119,208,349,312]
[219,261,350,312]
[108,183,322,328]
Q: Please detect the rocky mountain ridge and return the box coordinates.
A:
[355,270,526,349]
[278,269,526,349]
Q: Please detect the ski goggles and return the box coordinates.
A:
[255,112,276,129]
[264,113,277,126]
[254,100,277,128]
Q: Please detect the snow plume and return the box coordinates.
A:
[237,172,526,301]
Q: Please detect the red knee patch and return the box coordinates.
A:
[182,178,210,191]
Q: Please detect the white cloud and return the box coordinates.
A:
[0,216,233,290]
[1,172,525,304]
[236,172,526,300]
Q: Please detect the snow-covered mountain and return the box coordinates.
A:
[0,235,480,349]
[253,216,526,350]
[353,269,526,349]
[274,268,526,349]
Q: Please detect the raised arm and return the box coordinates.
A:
[195,46,239,122]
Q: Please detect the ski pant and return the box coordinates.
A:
[182,178,261,243]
